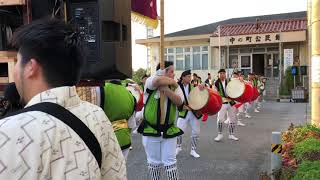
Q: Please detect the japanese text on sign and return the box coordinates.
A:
[229,34,281,45]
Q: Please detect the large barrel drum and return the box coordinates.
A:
[188,87,222,115]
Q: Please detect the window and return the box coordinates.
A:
[253,48,265,53]
[202,54,208,70]
[176,47,183,54]
[229,55,238,68]
[164,46,209,71]
[185,54,191,70]
[168,55,174,62]
[220,49,225,68]
[193,46,201,53]
[193,54,201,70]
[241,56,251,68]
[176,54,184,70]
[240,48,251,53]
[229,48,238,54]
[168,48,174,53]
[267,47,279,52]
[202,46,208,52]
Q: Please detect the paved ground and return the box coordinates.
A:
[126,102,308,180]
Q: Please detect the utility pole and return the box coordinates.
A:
[311,0,320,127]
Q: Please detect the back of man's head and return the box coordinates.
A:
[11,18,85,87]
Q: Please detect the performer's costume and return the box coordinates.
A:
[214,69,239,142]
[103,82,136,159]
[138,75,184,180]
[76,82,136,160]
[176,70,202,158]
[245,77,258,117]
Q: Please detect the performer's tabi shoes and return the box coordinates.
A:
[228,135,239,141]
[176,147,182,155]
[214,134,223,142]
[190,150,200,158]
[237,121,245,126]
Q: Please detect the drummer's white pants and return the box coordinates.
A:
[142,136,177,166]
[177,111,200,150]
[217,104,237,123]
[217,104,237,135]
[245,102,253,115]
[238,104,244,113]
[132,109,144,133]
[122,148,130,161]
[177,111,200,137]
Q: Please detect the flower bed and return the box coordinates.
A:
[280,124,320,179]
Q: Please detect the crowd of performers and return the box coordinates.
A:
[0,61,267,180]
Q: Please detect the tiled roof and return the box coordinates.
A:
[159,11,306,38]
[212,18,307,37]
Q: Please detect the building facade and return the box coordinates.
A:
[136,11,308,99]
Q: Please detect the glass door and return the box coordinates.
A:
[266,54,273,77]
[265,53,279,78]
[273,53,279,78]
[240,55,251,76]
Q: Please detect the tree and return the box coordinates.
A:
[132,68,147,84]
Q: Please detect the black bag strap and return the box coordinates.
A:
[4,102,102,168]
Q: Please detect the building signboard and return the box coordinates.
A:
[210,31,306,47]
[284,49,294,74]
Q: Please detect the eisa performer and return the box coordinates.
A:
[138,61,184,180]
[214,69,239,142]
[244,73,256,118]
[176,70,203,158]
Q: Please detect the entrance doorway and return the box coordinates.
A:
[253,54,264,76]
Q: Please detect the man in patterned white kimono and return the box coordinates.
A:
[0,18,126,180]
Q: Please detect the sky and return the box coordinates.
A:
[131,0,307,70]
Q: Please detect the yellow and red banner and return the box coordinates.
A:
[131,0,158,29]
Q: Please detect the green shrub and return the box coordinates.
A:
[280,66,302,96]
[293,138,320,161]
[293,161,320,180]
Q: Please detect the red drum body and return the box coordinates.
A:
[188,87,222,116]
[126,86,144,111]
[251,87,260,101]
[226,79,255,103]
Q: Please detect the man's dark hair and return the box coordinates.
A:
[142,74,149,79]
[156,61,174,71]
[4,83,21,107]
[10,18,85,87]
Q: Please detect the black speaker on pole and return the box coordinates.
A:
[67,0,132,80]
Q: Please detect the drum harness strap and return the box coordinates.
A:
[178,83,202,119]
[217,79,236,106]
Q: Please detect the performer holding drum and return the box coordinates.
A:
[214,69,239,142]
[228,71,246,127]
[245,73,258,117]
[176,70,204,158]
